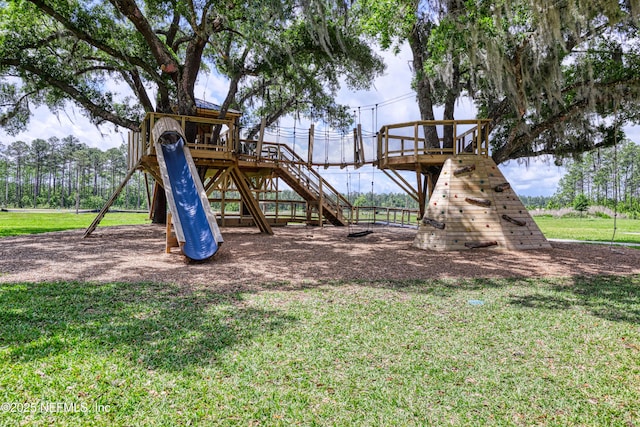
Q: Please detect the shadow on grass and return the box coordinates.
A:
[320,275,640,325]
[323,277,523,297]
[0,281,296,371]
[509,275,640,324]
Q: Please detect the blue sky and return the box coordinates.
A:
[3,44,637,197]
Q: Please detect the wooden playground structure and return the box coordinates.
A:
[85,102,550,252]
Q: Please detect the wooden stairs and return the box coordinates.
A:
[269,144,351,226]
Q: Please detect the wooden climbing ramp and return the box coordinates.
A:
[413,156,551,251]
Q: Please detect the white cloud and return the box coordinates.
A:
[0,104,126,149]
[624,124,640,144]
[499,156,565,197]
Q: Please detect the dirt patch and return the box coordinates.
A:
[1,224,638,289]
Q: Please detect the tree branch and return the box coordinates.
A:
[26,0,161,83]
[108,0,179,76]
[121,68,155,113]
[165,10,181,48]
[5,59,140,130]
[0,91,35,127]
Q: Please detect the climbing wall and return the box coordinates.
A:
[413,156,551,251]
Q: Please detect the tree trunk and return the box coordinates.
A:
[442,60,460,149]
[75,165,80,214]
[151,183,167,224]
[15,160,21,207]
[60,165,65,208]
[136,173,141,210]
[33,163,39,208]
[4,169,8,206]
[408,23,440,149]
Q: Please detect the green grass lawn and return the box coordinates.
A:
[534,216,640,245]
[1,277,639,425]
[2,211,640,424]
[0,211,150,237]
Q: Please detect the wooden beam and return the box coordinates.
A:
[379,169,419,203]
[308,123,314,166]
[229,166,273,234]
[256,118,266,159]
[354,124,365,167]
[84,160,141,238]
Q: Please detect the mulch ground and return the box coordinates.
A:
[1,224,639,290]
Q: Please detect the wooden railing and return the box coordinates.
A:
[377,119,491,166]
[213,201,420,228]
[348,206,420,228]
[127,112,237,167]
[259,200,312,223]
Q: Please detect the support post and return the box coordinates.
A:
[84,161,141,238]
[308,124,314,166]
[256,118,266,159]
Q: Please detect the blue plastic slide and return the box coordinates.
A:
[153,120,222,261]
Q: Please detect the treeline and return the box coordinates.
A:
[549,140,640,215]
[519,195,554,209]
[0,137,149,210]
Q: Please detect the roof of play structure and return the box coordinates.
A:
[195,99,241,118]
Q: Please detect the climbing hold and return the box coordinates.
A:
[454,164,476,176]
[502,214,526,226]
[422,217,445,229]
[494,182,511,192]
[465,241,498,249]
[465,197,492,207]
